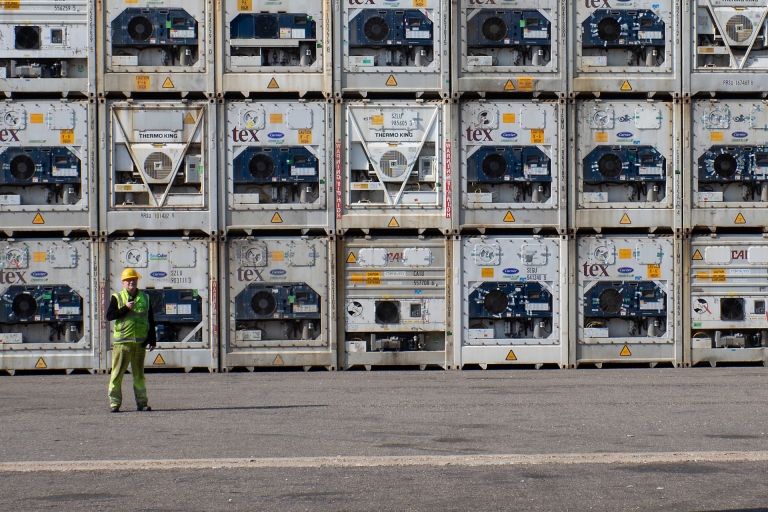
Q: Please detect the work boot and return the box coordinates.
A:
[110,405,120,413]
[137,405,152,412]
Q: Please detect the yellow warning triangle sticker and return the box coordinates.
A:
[386,75,398,86]
[620,345,632,356]
[735,213,746,224]
[184,113,195,124]
[505,350,517,361]
[35,357,47,368]
[503,211,515,223]
[267,78,279,89]
[619,213,631,225]
[271,212,283,223]
[388,217,399,227]
[273,355,284,365]
[504,79,515,91]
[346,252,357,263]
[692,249,703,261]
[32,213,45,224]
[620,80,632,91]
[162,77,174,88]
[153,354,166,365]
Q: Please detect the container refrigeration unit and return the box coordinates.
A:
[688,234,768,366]
[341,236,452,369]
[222,100,333,233]
[337,101,453,233]
[101,238,218,372]
[336,0,449,96]
[569,0,679,95]
[458,236,567,368]
[460,100,564,231]
[99,100,216,235]
[453,0,565,96]
[687,99,768,231]
[571,100,680,231]
[99,0,213,95]
[218,0,332,96]
[574,235,680,366]
[685,2,768,96]
[0,238,95,374]
[223,237,333,370]
[0,100,95,235]
[0,0,94,96]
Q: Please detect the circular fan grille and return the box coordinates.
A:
[363,16,390,43]
[128,16,154,42]
[15,26,40,50]
[720,297,744,321]
[249,154,275,180]
[251,291,277,316]
[481,153,508,179]
[144,152,173,181]
[726,15,753,43]
[598,288,623,315]
[10,155,36,181]
[483,289,509,315]
[380,151,409,179]
[375,301,399,324]
[255,16,278,39]
[12,293,37,319]
[482,17,507,42]
[713,153,737,178]
[597,153,623,178]
[596,17,622,42]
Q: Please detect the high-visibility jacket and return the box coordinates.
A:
[112,290,150,343]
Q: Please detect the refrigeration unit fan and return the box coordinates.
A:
[10,155,36,181]
[144,152,174,181]
[252,290,277,316]
[127,16,154,42]
[482,17,507,43]
[364,16,390,43]
[249,154,275,180]
[483,289,509,315]
[482,153,508,180]
[15,26,40,50]
[375,301,400,324]
[597,153,624,179]
[235,284,321,320]
[380,151,409,180]
[720,297,745,321]
[598,287,624,315]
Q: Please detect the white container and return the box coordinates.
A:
[102,238,218,372]
[222,101,333,233]
[460,100,565,230]
[0,238,95,373]
[337,101,454,233]
[569,0,680,94]
[0,100,95,235]
[99,100,217,235]
[453,0,565,95]
[341,236,453,369]
[0,0,94,96]
[571,100,680,230]
[336,0,449,96]
[223,237,334,370]
[575,234,681,366]
[458,235,567,368]
[687,234,768,365]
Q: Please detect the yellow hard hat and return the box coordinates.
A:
[121,268,141,281]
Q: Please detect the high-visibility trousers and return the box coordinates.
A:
[108,342,148,407]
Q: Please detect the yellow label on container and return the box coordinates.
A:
[33,252,46,262]
[30,114,43,124]
[298,130,312,144]
[4,0,20,9]
[712,269,726,282]
[366,272,381,285]
[517,77,534,91]
[481,268,494,278]
[413,0,426,6]
[695,271,710,280]
[530,129,544,144]
[699,47,714,54]
[238,0,252,10]
[135,75,150,90]
[60,129,74,144]
[502,113,515,124]
[371,115,384,126]
[710,131,723,142]
[271,251,284,262]
[619,249,632,259]
[351,274,363,284]
[125,0,138,3]
[270,114,283,124]
[647,264,661,279]
[595,132,609,143]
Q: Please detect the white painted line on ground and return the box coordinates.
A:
[2,451,768,473]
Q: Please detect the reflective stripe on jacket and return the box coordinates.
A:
[113,290,150,343]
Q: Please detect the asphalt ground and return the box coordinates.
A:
[1,367,768,511]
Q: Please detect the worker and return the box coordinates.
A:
[106,268,156,413]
